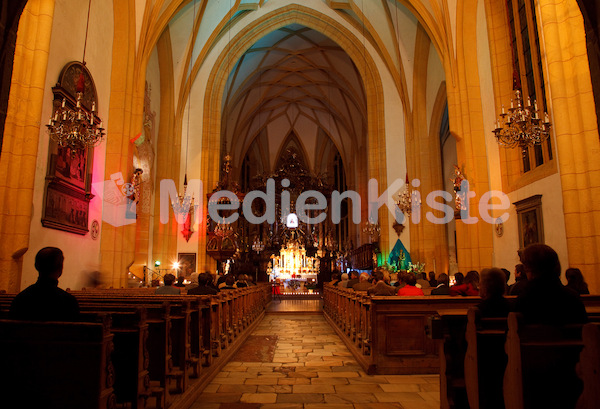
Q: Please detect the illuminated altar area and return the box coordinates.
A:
[267,239,318,292]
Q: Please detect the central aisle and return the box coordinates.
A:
[191,314,440,409]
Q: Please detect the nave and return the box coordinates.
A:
[191,305,440,409]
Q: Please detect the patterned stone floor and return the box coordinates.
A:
[190,314,440,409]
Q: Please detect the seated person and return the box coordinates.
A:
[235,274,248,288]
[352,272,372,291]
[478,268,511,318]
[330,272,341,286]
[173,275,186,288]
[398,274,424,296]
[515,244,587,325]
[416,272,430,289]
[339,273,350,288]
[155,273,180,295]
[367,270,397,296]
[450,270,480,296]
[508,264,528,296]
[188,272,219,295]
[346,271,360,289]
[221,274,237,290]
[10,247,79,321]
[428,271,438,287]
[431,273,450,295]
[185,272,199,291]
[514,246,586,409]
[565,267,590,295]
[452,272,464,286]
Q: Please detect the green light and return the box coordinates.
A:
[154,260,161,267]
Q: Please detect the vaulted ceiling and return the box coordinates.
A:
[222,24,367,176]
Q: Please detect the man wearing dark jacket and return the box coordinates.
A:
[10,247,79,321]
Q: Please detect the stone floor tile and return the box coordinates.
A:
[323,393,379,404]
[304,404,354,409]
[258,404,303,409]
[188,403,220,409]
[245,378,281,385]
[374,392,426,402]
[240,393,277,403]
[379,383,421,393]
[292,384,336,394]
[419,382,440,392]
[399,401,439,409]
[277,378,311,385]
[335,384,385,394]
[189,314,440,409]
[353,403,404,409]
[217,384,258,393]
[286,371,317,378]
[218,404,261,409]
[195,393,243,403]
[385,375,431,384]
[202,383,220,393]
[419,391,441,401]
[348,377,390,385]
[210,377,248,385]
[310,377,350,385]
[298,366,332,372]
[317,371,360,378]
[276,393,325,403]
[257,385,293,393]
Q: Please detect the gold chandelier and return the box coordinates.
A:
[396,175,420,216]
[493,89,551,155]
[46,0,104,154]
[47,94,104,153]
[363,220,380,243]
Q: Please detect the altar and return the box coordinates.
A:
[267,239,319,292]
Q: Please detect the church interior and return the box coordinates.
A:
[1,0,600,408]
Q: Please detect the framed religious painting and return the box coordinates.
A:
[177,253,197,278]
[42,184,90,234]
[41,61,97,235]
[514,195,544,250]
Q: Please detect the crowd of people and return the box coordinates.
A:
[9,243,592,325]
[328,243,591,323]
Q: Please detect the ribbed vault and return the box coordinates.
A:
[222,24,366,177]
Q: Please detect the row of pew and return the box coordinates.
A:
[0,284,272,409]
[323,284,600,409]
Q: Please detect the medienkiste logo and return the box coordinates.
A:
[95,176,509,228]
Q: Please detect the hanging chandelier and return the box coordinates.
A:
[493,89,551,156]
[363,220,380,243]
[252,236,265,253]
[46,0,104,154]
[171,175,195,218]
[396,176,420,216]
[214,219,234,237]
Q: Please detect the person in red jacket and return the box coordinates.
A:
[397,273,424,296]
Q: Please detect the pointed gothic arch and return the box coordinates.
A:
[200,4,391,267]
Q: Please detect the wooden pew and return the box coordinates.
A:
[577,322,600,409]
[0,318,115,409]
[323,284,481,375]
[503,312,584,409]
[0,284,270,409]
[464,307,508,409]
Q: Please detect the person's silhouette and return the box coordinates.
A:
[10,247,79,321]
